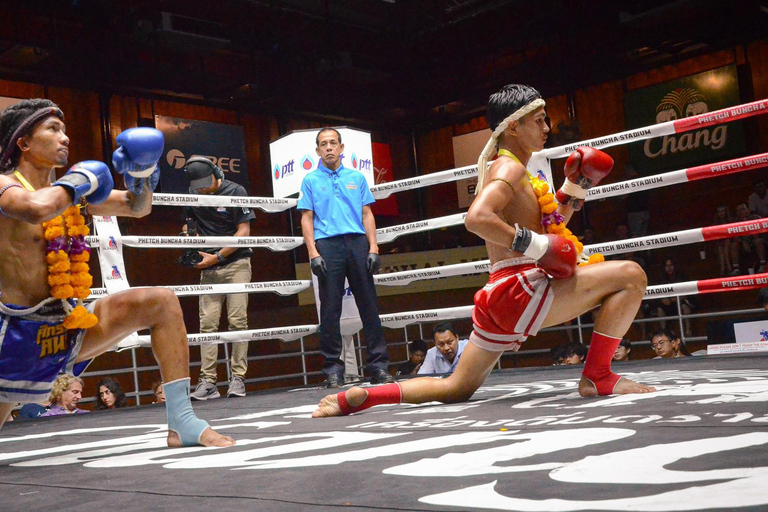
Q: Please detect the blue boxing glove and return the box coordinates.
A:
[112,127,164,194]
[53,160,114,205]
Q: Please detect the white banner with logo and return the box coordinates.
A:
[269,127,373,198]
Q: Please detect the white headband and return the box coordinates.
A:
[476,98,546,195]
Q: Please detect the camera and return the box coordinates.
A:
[175,249,203,268]
[176,217,201,267]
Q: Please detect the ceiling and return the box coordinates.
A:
[1,0,768,130]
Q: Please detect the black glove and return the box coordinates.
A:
[310,256,327,277]
[367,253,381,275]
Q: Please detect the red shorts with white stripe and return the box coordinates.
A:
[469,257,553,352]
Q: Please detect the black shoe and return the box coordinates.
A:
[325,373,343,388]
[369,368,394,384]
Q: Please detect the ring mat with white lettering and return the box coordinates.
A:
[0,353,766,512]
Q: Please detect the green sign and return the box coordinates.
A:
[624,65,745,174]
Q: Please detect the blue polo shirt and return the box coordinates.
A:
[297,162,375,240]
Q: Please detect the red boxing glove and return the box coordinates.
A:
[555,147,614,211]
[511,227,577,279]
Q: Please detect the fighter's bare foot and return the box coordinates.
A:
[578,375,656,397]
[312,386,368,418]
[166,427,235,447]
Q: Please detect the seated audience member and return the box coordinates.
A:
[152,381,166,403]
[730,203,767,275]
[418,322,469,375]
[41,375,89,416]
[760,288,768,312]
[396,340,428,376]
[712,204,734,276]
[16,399,51,420]
[651,328,691,359]
[748,178,768,219]
[95,378,128,410]
[613,338,632,362]
[550,342,588,365]
[653,258,696,337]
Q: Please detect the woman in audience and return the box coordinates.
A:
[41,375,89,416]
[94,377,128,410]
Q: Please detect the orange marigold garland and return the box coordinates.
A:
[42,205,98,329]
[529,175,604,266]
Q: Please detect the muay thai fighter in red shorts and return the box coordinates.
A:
[312,84,656,418]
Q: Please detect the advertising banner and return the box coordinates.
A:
[370,142,398,216]
[155,116,250,194]
[269,127,373,198]
[624,65,745,174]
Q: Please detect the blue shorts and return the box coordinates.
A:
[0,298,92,403]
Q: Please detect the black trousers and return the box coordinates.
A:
[316,234,389,377]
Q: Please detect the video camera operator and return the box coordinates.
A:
[181,157,255,400]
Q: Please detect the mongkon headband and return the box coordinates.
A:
[476,98,546,195]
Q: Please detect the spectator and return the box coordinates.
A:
[298,127,391,388]
[748,178,768,218]
[550,342,588,365]
[730,203,767,275]
[418,322,469,374]
[94,377,127,410]
[152,381,166,403]
[613,338,632,362]
[712,204,734,276]
[760,288,768,312]
[182,157,256,400]
[41,375,89,416]
[653,258,696,337]
[16,399,51,420]
[651,328,690,359]
[610,221,646,269]
[396,340,428,376]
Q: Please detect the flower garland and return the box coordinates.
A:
[15,170,98,329]
[497,150,604,266]
[42,205,98,329]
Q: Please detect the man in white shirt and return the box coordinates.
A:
[418,322,469,374]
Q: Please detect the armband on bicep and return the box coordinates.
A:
[0,183,23,217]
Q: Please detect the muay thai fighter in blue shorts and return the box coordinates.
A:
[0,99,233,447]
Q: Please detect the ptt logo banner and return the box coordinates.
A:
[155,115,250,194]
[624,64,746,174]
[269,126,373,198]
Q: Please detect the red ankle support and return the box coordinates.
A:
[583,331,622,395]
[337,383,402,415]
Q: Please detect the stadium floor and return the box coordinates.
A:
[1,353,767,512]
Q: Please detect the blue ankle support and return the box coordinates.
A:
[163,377,209,446]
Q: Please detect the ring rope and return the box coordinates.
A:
[541,98,768,159]
[151,192,297,212]
[118,272,768,349]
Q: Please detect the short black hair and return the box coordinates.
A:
[486,84,542,132]
[432,321,456,338]
[409,339,428,353]
[619,338,632,350]
[315,127,342,147]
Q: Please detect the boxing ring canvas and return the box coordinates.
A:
[1,353,767,512]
